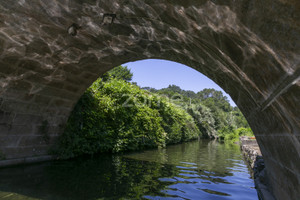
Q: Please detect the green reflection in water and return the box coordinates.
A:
[0,140,257,200]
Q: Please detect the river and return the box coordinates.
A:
[0,140,258,200]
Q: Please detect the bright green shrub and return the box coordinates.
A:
[219,126,254,143]
[54,78,200,158]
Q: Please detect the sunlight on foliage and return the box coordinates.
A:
[54,66,252,158]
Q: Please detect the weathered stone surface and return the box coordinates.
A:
[240,136,275,200]
[0,155,54,168]
[0,0,299,199]
[1,146,49,159]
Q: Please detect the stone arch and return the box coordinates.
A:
[0,1,299,199]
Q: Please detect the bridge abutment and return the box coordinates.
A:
[0,0,299,199]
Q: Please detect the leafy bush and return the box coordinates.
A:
[218,127,253,143]
[54,65,254,158]
[145,84,253,141]
[54,78,200,158]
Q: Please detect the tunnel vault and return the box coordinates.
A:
[0,0,299,199]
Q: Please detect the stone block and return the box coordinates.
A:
[0,100,42,114]
[0,155,54,168]
[26,38,51,56]
[43,107,72,117]
[82,72,98,80]
[260,135,300,173]
[296,136,300,143]
[7,125,36,135]
[64,83,81,93]
[47,81,65,89]
[265,158,300,200]
[276,82,300,130]
[18,135,58,147]
[36,85,79,101]
[46,116,68,127]
[61,64,82,75]
[33,94,53,106]
[34,124,62,136]
[248,106,291,136]
[0,64,17,75]
[23,73,48,85]
[0,125,9,136]
[1,56,20,67]
[65,74,90,86]
[0,135,21,147]
[13,114,44,126]
[2,145,49,159]
[18,59,52,75]
[0,110,13,124]
[3,89,35,102]
[51,98,73,108]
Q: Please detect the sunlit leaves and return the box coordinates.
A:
[55,78,200,158]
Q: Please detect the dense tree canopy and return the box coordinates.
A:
[55,67,199,158]
[55,66,252,158]
[101,65,133,82]
[141,81,252,140]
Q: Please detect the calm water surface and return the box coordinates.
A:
[0,140,258,200]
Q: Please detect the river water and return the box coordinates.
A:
[0,140,258,200]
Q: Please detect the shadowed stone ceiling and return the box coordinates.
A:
[0,1,299,199]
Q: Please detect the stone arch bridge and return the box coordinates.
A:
[0,1,299,199]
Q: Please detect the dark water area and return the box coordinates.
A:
[0,140,258,200]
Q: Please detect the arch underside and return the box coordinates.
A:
[0,1,299,199]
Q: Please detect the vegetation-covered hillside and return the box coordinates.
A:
[54,66,253,158]
[54,66,200,158]
[143,85,252,140]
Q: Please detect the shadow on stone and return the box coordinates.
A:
[240,136,275,200]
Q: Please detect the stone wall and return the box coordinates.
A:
[0,1,299,199]
[240,136,275,200]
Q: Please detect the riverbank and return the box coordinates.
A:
[240,136,275,200]
[0,140,258,200]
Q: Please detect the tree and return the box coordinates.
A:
[151,85,251,141]
[55,78,200,158]
[187,104,217,139]
[102,65,133,82]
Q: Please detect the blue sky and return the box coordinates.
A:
[124,59,236,106]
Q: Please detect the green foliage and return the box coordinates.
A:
[218,127,254,143]
[55,66,253,158]
[187,104,216,138]
[197,88,231,112]
[101,66,133,82]
[55,79,200,158]
[146,85,252,141]
[232,107,250,128]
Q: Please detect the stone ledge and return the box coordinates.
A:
[240,136,276,200]
[0,155,55,168]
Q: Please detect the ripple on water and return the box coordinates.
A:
[0,140,258,200]
[201,189,231,196]
[144,195,186,200]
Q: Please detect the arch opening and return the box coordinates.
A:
[56,59,252,156]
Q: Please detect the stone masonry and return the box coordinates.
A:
[0,1,299,199]
[240,136,275,200]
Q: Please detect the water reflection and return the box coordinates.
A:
[0,140,257,200]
